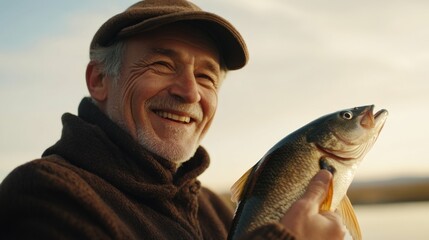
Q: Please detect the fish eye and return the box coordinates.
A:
[341,111,353,120]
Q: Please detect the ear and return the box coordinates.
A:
[86,62,108,102]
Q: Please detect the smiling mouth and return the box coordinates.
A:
[155,111,191,124]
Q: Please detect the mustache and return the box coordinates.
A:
[145,96,203,122]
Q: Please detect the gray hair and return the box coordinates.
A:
[89,41,126,84]
[89,38,228,84]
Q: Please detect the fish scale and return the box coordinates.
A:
[228,105,388,240]
[233,133,319,237]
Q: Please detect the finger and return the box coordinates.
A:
[301,170,332,205]
[320,211,348,237]
[320,210,343,225]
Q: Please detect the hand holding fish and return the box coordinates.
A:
[228,105,388,240]
[280,170,346,240]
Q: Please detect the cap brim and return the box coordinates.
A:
[91,10,248,70]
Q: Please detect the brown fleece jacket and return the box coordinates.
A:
[0,98,233,240]
[0,98,294,240]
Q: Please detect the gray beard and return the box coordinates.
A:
[105,96,202,165]
[135,124,198,165]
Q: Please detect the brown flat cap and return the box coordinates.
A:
[91,0,249,70]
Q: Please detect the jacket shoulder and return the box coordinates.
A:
[1,155,84,192]
[0,155,115,239]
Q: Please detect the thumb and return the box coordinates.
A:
[302,170,332,206]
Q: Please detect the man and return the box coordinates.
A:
[0,0,345,239]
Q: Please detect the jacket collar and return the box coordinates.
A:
[43,97,210,199]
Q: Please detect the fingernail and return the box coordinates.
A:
[319,159,336,175]
[327,166,336,175]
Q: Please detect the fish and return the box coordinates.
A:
[227,105,388,240]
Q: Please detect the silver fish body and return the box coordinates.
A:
[228,105,388,240]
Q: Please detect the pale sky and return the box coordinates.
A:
[1,0,429,193]
[1,1,429,239]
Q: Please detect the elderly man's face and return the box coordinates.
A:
[105,24,224,164]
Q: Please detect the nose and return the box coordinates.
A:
[168,69,201,103]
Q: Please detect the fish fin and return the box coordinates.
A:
[230,167,254,203]
[319,176,334,211]
[337,196,362,240]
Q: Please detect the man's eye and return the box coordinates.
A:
[196,74,218,88]
[197,74,213,81]
[152,61,174,73]
[154,61,171,68]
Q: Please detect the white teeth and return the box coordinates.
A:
[156,111,191,123]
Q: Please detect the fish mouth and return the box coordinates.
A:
[374,108,388,129]
[361,105,388,129]
[359,105,388,130]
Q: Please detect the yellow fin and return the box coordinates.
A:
[338,196,362,240]
[319,177,334,211]
[230,167,253,203]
